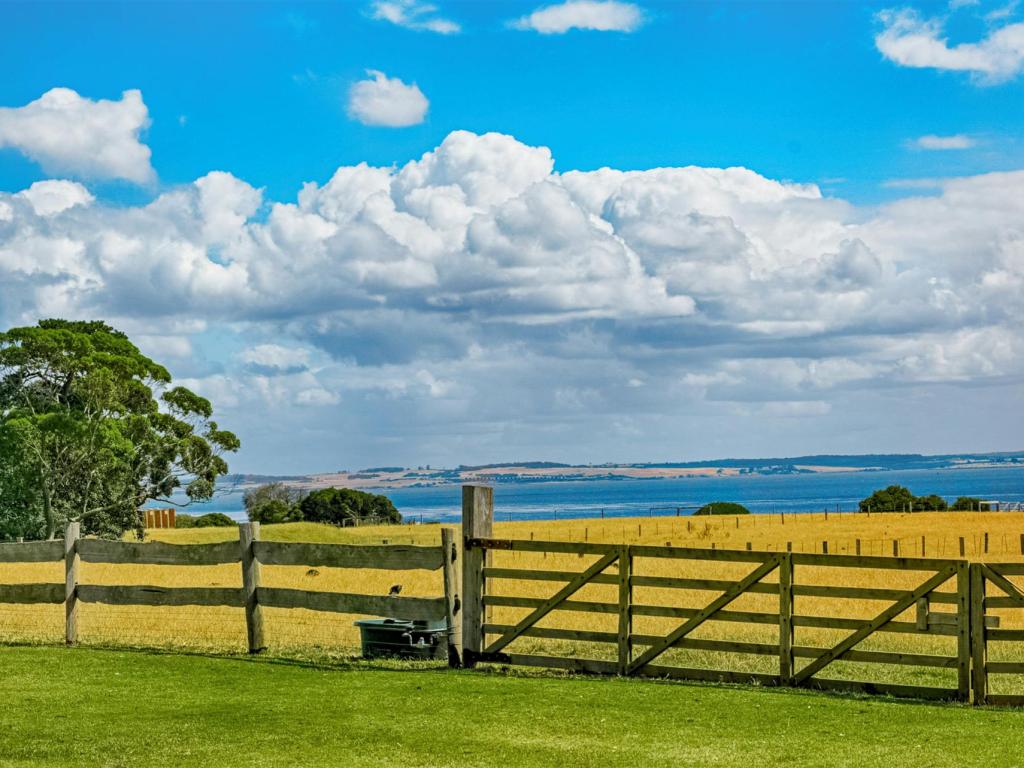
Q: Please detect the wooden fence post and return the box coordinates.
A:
[461,484,493,667]
[441,527,461,667]
[617,544,632,675]
[778,552,794,684]
[956,561,971,702]
[970,563,986,705]
[64,522,80,646]
[239,522,265,653]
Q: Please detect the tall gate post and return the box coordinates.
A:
[778,552,794,684]
[970,563,987,705]
[64,521,80,646]
[461,485,493,667]
[956,560,971,702]
[441,527,462,667]
[616,544,632,675]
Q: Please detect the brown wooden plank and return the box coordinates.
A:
[483,567,617,585]
[630,545,776,563]
[633,575,778,594]
[627,556,781,674]
[797,613,958,636]
[482,624,617,644]
[0,583,64,604]
[484,595,618,614]
[970,563,987,705]
[77,584,244,607]
[441,527,461,667]
[258,586,446,622]
[956,561,971,702]
[793,584,958,604]
[617,545,632,675]
[982,563,1024,576]
[239,522,265,654]
[634,605,781,624]
[985,661,1024,674]
[253,541,443,570]
[986,629,1024,641]
[462,485,493,667]
[504,653,618,675]
[78,539,241,565]
[64,522,79,645]
[631,636,780,656]
[0,540,64,563]
[981,564,1024,607]
[779,552,794,683]
[791,552,961,570]
[469,538,615,555]
[984,694,1024,707]
[485,550,619,655]
[637,664,780,687]
[793,565,956,684]
[792,645,958,668]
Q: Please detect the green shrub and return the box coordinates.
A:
[175,512,237,528]
[952,496,983,511]
[694,502,751,516]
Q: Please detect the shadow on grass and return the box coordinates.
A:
[1,638,987,711]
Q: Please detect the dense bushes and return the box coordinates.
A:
[299,487,401,525]
[858,485,948,512]
[244,483,401,526]
[952,496,983,511]
[695,502,750,516]
[175,512,236,528]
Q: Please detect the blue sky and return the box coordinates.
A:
[1,0,1023,472]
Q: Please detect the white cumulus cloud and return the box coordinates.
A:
[911,133,976,150]
[0,88,155,183]
[370,1,461,34]
[876,8,1024,83]
[347,70,429,127]
[511,0,644,34]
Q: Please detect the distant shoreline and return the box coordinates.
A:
[223,451,1024,493]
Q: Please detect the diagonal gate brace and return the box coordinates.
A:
[485,550,620,655]
[626,556,782,675]
[793,565,957,685]
[981,564,1024,607]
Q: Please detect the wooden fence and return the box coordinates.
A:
[459,484,1023,706]
[0,522,461,664]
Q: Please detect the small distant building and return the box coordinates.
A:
[143,508,176,529]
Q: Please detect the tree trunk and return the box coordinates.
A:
[42,486,55,541]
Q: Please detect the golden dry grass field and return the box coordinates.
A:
[3,511,1024,694]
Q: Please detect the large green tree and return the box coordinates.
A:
[0,320,239,540]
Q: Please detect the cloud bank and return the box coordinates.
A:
[1,129,1022,468]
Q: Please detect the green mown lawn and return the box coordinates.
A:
[1,646,1022,767]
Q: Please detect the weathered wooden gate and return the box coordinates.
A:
[969,562,1024,705]
[461,485,976,703]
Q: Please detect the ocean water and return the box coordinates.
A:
[181,466,1024,523]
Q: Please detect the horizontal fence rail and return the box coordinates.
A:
[0,523,461,665]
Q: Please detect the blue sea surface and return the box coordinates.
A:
[181,466,1024,523]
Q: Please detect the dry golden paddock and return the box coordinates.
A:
[3,510,1024,693]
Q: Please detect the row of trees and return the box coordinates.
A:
[0,320,238,541]
[858,485,984,513]
[243,482,401,525]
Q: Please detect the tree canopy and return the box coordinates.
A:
[858,485,947,513]
[0,319,239,540]
[244,482,303,524]
[299,487,401,526]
